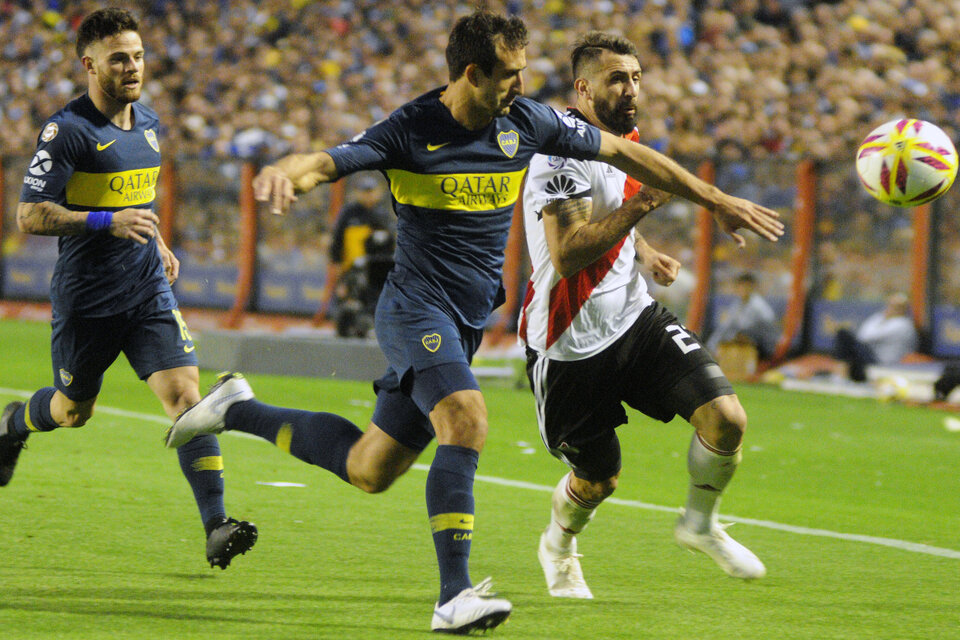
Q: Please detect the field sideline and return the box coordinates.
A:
[1,318,958,639]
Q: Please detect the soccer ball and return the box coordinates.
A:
[855,118,958,206]
[875,375,910,403]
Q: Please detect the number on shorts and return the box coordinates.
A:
[171,309,194,343]
[666,324,701,354]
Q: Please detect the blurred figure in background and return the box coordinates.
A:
[834,292,917,382]
[318,174,393,329]
[707,272,779,359]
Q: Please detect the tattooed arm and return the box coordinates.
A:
[541,185,674,278]
[17,202,160,245]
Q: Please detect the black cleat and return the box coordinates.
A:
[206,517,258,569]
[0,402,26,487]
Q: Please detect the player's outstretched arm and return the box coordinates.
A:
[595,132,784,246]
[253,151,339,215]
[543,185,673,278]
[17,202,158,244]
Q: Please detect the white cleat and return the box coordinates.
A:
[538,530,593,599]
[431,577,512,634]
[674,515,766,580]
[164,372,254,449]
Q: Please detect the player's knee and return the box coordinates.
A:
[61,406,93,428]
[431,391,488,449]
[571,474,618,502]
[693,395,747,451]
[353,469,398,494]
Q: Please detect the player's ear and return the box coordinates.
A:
[574,77,589,98]
[80,54,95,74]
[464,63,484,88]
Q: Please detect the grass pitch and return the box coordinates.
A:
[0,318,957,639]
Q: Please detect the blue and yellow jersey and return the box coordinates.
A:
[20,94,167,317]
[327,88,602,328]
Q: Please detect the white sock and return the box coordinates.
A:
[545,472,600,551]
[683,432,741,534]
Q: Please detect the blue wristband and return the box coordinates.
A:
[85,210,113,233]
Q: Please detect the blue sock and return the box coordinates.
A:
[176,434,227,535]
[426,445,479,604]
[12,387,58,437]
[225,399,362,484]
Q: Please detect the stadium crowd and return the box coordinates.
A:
[2,0,958,161]
[1,0,957,306]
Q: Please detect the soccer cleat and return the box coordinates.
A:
[0,401,26,487]
[164,372,254,449]
[431,577,512,634]
[538,530,593,599]
[674,514,766,579]
[206,517,258,569]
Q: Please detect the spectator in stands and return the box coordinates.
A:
[834,292,918,382]
[707,272,779,359]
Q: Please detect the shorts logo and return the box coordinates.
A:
[497,130,519,158]
[421,333,442,353]
[144,129,160,153]
[28,150,53,176]
[41,122,58,142]
[59,368,74,387]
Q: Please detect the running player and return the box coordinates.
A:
[0,8,256,570]
[164,10,781,633]
[520,32,766,600]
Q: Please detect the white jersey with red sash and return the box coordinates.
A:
[519,120,653,361]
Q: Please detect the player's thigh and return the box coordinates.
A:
[620,303,734,423]
[123,292,198,382]
[526,347,625,482]
[50,311,125,401]
[374,283,482,418]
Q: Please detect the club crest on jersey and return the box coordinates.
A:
[59,368,73,387]
[422,333,442,353]
[41,122,58,142]
[497,130,519,158]
[144,129,160,153]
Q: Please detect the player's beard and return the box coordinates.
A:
[99,71,141,104]
[595,96,639,136]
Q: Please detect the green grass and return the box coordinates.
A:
[0,318,958,639]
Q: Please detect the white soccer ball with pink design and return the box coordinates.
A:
[855,118,957,206]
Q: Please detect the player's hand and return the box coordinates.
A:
[253,165,298,215]
[711,195,784,247]
[635,241,680,286]
[157,242,180,284]
[111,208,159,245]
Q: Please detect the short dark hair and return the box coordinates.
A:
[445,10,528,81]
[76,8,140,59]
[571,31,640,80]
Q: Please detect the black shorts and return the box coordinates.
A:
[525,301,734,482]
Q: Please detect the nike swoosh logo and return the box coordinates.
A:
[434,605,456,624]
[96,140,116,151]
[183,345,196,353]
[426,142,450,151]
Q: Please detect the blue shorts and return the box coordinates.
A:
[371,281,483,451]
[51,290,198,401]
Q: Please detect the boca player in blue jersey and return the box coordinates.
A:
[0,9,256,570]
[164,10,783,633]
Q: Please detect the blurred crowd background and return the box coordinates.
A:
[1,0,959,345]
